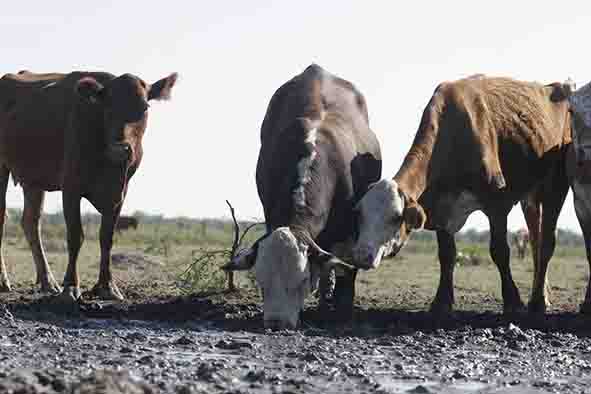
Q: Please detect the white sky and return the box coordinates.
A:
[1,1,589,232]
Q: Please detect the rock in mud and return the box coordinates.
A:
[0,304,13,322]
[71,370,156,394]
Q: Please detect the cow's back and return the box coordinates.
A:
[422,77,569,198]
[0,71,114,190]
[257,65,381,242]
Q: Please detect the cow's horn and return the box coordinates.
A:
[305,235,356,271]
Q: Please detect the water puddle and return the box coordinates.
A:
[374,377,493,393]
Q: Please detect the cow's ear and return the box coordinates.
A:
[148,72,178,101]
[76,77,105,103]
[222,247,257,271]
[403,201,426,231]
[550,79,575,102]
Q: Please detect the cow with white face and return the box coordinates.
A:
[565,79,591,313]
[353,75,573,315]
[224,64,382,329]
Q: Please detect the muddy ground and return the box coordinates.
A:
[2,239,591,393]
[3,286,591,394]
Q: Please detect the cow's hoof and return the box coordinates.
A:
[526,300,545,315]
[85,282,124,301]
[40,280,62,295]
[429,300,454,316]
[579,302,591,314]
[53,286,81,305]
[0,280,11,293]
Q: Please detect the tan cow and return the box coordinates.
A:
[0,70,177,302]
[352,75,571,315]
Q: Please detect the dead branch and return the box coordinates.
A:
[224,200,265,292]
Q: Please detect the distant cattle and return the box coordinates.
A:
[224,64,382,329]
[353,75,572,315]
[512,229,529,260]
[0,70,177,301]
[115,216,139,232]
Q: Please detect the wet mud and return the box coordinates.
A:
[2,289,591,393]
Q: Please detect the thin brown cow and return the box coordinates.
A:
[0,70,177,303]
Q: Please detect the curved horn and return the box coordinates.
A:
[221,232,272,271]
[302,232,356,271]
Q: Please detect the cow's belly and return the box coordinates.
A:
[0,131,65,190]
[429,191,483,234]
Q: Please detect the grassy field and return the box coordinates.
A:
[0,211,589,315]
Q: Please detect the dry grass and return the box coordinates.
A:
[0,218,588,315]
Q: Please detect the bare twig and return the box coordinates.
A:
[225,200,239,291]
[224,200,264,292]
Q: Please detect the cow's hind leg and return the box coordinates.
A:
[489,213,524,313]
[521,196,550,310]
[21,185,61,294]
[528,168,568,314]
[0,166,10,292]
[85,210,123,300]
[430,230,457,315]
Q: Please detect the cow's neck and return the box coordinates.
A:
[393,104,441,202]
[393,144,432,203]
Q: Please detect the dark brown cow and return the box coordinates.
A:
[115,215,139,232]
[353,75,571,314]
[0,70,177,302]
[224,64,382,329]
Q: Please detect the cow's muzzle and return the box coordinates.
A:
[106,143,132,164]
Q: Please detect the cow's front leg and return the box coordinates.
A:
[86,210,123,300]
[489,214,524,313]
[56,194,84,303]
[430,230,456,315]
[333,268,358,320]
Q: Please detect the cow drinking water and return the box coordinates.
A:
[224,64,382,329]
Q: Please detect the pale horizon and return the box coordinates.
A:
[2,1,590,233]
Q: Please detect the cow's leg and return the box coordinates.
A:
[0,166,10,292]
[489,213,524,313]
[21,185,61,294]
[57,194,84,303]
[333,268,357,320]
[520,197,551,309]
[86,210,123,300]
[574,182,591,312]
[528,172,568,314]
[430,230,456,314]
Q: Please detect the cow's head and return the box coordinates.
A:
[75,72,178,170]
[564,79,591,183]
[352,179,426,269]
[223,227,353,329]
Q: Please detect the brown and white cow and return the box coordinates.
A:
[0,70,177,302]
[352,75,571,314]
[224,64,382,329]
